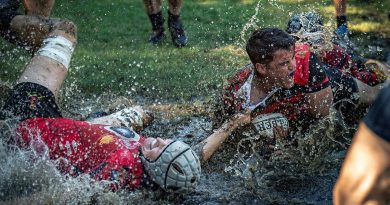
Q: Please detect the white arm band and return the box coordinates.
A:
[36,35,75,69]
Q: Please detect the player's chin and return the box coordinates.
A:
[283,79,294,89]
[143,137,154,148]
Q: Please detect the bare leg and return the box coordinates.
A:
[168,0,183,16]
[23,0,55,16]
[143,0,165,44]
[9,15,62,49]
[143,0,162,15]
[167,0,186,47]
[333,0,346,17]
[357,59,390,105]
[333,0,348,37]
[12,16,77,98]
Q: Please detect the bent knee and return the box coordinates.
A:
[54,20,77,35]
[53,20,77,38]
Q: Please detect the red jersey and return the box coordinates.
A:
[15,117,145,190]
[322,45,382,86]
[219,44,329,132]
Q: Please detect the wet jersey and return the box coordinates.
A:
[322,45,383,86]
[219,44,329,133]
[15,117,145,190]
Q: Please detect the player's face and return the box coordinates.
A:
[264,46,296,89]
[141,137,173,161]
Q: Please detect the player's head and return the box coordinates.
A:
[246,28,296,89]
[141,138,201,192]
[246,28,295,65]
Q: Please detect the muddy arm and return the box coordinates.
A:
[88,106,154,132]
[305,86,333,118]
[193,110,251,162]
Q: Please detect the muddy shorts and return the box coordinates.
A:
[0,82,62,120]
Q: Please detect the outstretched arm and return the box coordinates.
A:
[334,84,390,205]
[88,106,154,132]
[193,110,251,162]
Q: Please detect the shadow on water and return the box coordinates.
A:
[0,91,357,205]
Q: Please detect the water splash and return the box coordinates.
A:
[0,119,154,205]
[239,1,261,48]
[222,109,354,203]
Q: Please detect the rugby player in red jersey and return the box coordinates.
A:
[0,11,200,192]
[196,14,389,162]
[194,28,333,162]
[286,12,389,125]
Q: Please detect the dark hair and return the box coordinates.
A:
[246,28,295,65]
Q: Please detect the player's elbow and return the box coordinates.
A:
[306,87,333,118]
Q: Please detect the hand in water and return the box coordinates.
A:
[273,125,289,140]
[231,109,251,128]
[263,126,289,157]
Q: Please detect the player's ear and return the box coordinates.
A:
[254,62,267,75]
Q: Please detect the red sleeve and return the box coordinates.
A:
[223,66,252,114]
[91,148,143,191]
[322,45,380,86]
[294,44,313,87]
[16,118,61,155]
[294,44,330,93]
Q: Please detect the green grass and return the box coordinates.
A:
[1,0,390,102]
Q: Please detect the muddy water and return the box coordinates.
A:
[0,93,357,205]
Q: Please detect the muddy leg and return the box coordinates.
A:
[23,0,55,16]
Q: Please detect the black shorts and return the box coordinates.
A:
[0,0,21,40]
[1,82,62,120]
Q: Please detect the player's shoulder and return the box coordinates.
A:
[227,64,253,87]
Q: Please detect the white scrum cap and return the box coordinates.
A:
[141,141,201,192]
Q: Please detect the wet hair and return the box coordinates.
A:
[246,28,295,65]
